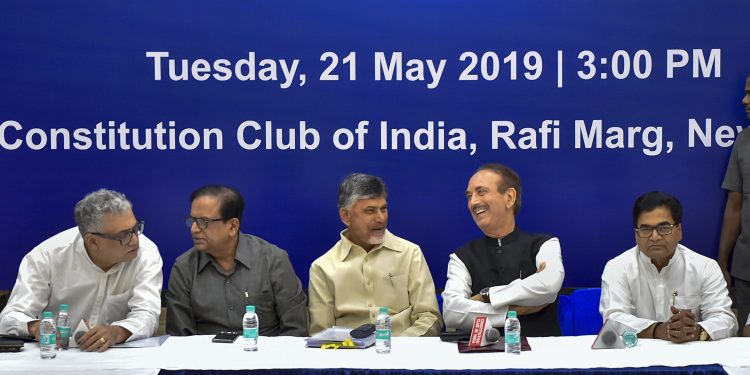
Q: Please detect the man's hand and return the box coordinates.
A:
[719,264,732,288]
[536,262,546,273]
[471,263,549,305]
[78,325,130,352]
[665,305,700,343]
[509,303,549,316]
[27,320,40,341]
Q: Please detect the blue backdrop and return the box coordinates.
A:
[1,1,748,291]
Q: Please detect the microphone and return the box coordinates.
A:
[74,331,85,345]
[601,330,617,346]
[485,327,501,342]
[468,316,500,347]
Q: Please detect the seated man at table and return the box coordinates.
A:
[600,191,737,341]
[308,173,442,336]
[166,185,308,336]
[0,189,163,351]
[442,163,565,335]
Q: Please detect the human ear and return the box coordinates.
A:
[339,208,351,226]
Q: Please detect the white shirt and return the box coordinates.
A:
[600,244,737,340]
[442,238,564,331]
[0,227,163,341]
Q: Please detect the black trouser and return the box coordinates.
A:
[735,277,750,336]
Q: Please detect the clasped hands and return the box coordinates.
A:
[653,305,705,343]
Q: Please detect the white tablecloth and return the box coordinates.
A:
[1,335,749,374]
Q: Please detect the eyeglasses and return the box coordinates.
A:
[635,223,676,238]
[90,221,144,246]
[185,216,224,229]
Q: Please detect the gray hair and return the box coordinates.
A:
[74,189,132,235]
[338,173,387,210]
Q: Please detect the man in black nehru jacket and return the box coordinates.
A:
[442,163,565,336]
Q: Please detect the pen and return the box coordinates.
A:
[388,273,394,286]
[672,291,678,306]
[244,291,249,306]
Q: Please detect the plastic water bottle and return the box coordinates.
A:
[243,305,259,351]
[56,304,71,350]
[39,311,57,359]
[375,306,391,354]
[504,310,521,354]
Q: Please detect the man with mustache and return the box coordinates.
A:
[443,164,565,335]
[166,185,307,336]
[601,191,736,341]
[308,173,442,336]
[718,74,750,335]
[0,189,163,352]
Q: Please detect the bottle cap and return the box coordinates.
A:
[60,304,69,311]
[246,305,255,313]
[379,307,388,314]
[622,330,638,348]
[508,310,517,318]
[42,311,53,319]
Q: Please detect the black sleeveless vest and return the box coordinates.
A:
[455,228,561,337]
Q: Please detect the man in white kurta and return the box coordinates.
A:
[600,191,736,341]
[0,189,163,351]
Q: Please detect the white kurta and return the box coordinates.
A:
[600,244,737,340]
[0,227,163,341]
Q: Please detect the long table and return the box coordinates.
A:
[2,335,749,375]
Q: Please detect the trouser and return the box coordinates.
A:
[735,277,750,336]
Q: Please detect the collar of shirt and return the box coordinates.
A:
[482,226,520,248]
[196,233,253,273]
[74,232,124,274]
[336,229,402,262]
[636,243,684,274]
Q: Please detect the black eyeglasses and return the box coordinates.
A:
[185,216,224,229]
[90,221,144,246]
[635,223,676,238]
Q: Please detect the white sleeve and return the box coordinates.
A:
[487,238,565,308]
[0,249,52,337]
[442,254,508,331]
[600,259,655,333]
[111,239,163,341]
[696,261,737,339]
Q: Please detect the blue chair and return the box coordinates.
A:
[436,293,443,314]
[558,294,574,336]
[557,288,603,336]
[571,288,603,335]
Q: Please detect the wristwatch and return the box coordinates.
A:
[698,326,709,341]
[480,287,491,303]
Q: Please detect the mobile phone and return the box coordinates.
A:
[350,323,375,338]
[212,331,240,343]
[439,330,470,342]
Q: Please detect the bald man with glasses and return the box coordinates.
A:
[165,185,308,336]
[0,189,163,352]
